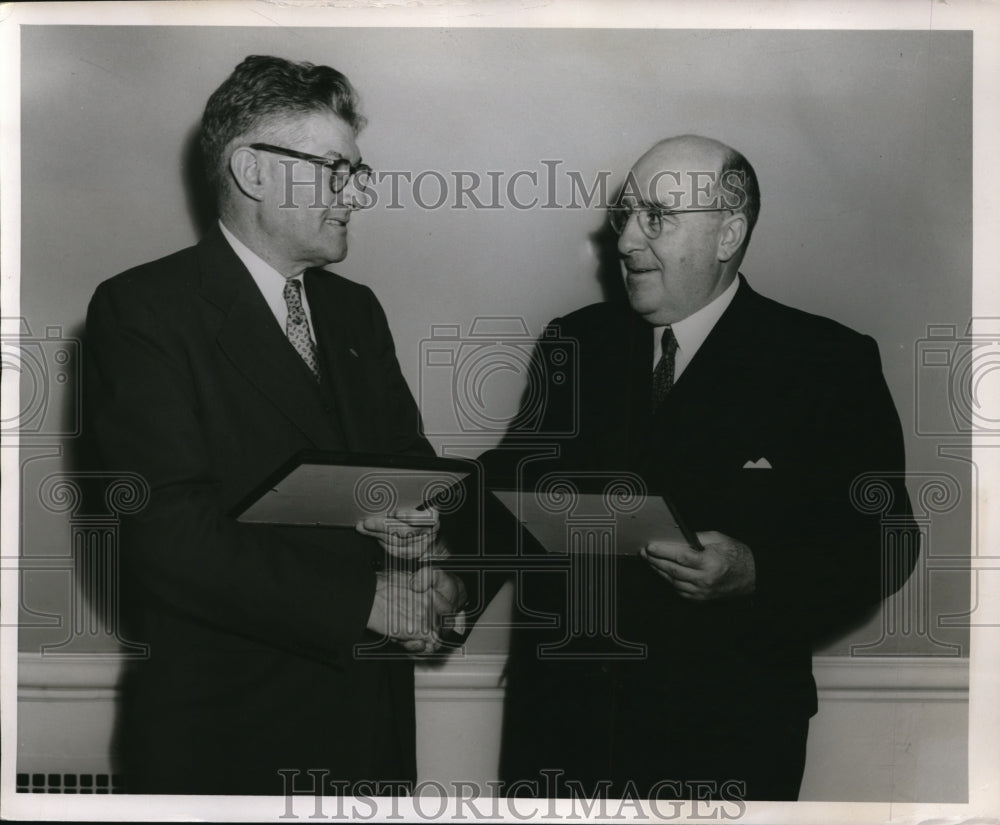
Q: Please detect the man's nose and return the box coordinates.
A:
[617,213,646,256]
[332,180,361,211]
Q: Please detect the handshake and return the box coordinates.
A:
[358,508,467,656]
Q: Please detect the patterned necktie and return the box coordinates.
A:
[283,279,321,382]
[651,326,678,410]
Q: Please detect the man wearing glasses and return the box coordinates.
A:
[494,135,918,801]
[85,56,465,795]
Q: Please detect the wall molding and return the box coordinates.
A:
[811,655,968,702]
[17,652,969,701]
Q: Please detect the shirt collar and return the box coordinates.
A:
[218,219,296,287]
[653,275,740,364]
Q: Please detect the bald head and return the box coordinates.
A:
[624,135,759,237]
[636,135,731,183]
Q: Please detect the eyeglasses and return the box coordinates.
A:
[250,143,373,194]
[608,203,732,239]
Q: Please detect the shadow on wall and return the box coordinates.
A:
[591,220,628,307]
[182,123,217,239]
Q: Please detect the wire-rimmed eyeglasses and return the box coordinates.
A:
[250,143,373,194]
[608,203,732,239]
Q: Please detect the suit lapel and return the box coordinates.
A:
[644,276,759,460]
[196,228,343,449]
[305,269,378,452]
[623,313,655,466]
[577,308,653,470]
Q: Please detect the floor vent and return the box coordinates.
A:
[16,773,124,794]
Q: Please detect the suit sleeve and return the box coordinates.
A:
[750,335,920,640]
[85,280,380,665]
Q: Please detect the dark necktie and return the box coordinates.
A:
[283,279,321,382]
[651,326,678,410]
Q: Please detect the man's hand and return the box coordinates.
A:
[420,565,467,638]
[356,507,444,562]
[365,566,467,656]
[641,531,756,600]
[367,569,440,654]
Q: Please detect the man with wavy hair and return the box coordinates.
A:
[86,56,464,795]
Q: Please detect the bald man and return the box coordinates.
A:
[490,136,918,801]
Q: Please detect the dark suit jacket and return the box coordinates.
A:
[85,226,434,794]
[489,276,919,797]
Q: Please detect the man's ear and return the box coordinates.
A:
[228,147,266,202]
[717,212,748,263]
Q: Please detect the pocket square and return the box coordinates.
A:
[743,457,772,469]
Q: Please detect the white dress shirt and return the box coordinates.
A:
[652,276,739,380]
[219,220,316,341]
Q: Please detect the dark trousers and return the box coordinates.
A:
[500,665,810,802]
